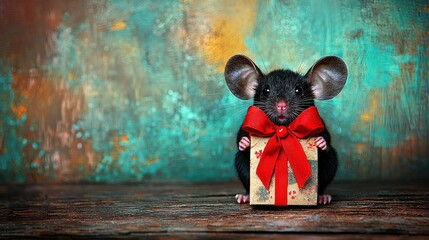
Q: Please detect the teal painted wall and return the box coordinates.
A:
[0,0,428,182]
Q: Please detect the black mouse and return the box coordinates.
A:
[224,54,348,205]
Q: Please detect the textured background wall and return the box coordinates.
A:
[0,0,428,183]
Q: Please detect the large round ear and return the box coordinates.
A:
[224,54,263,100]
[306,56,348,100]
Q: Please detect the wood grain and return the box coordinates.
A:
[0,181,428,238]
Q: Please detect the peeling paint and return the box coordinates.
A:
[0,0,428,182]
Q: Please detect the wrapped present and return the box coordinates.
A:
[250,136,318,205]
[241,106,324,206]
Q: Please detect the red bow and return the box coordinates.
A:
[242,106,324,206]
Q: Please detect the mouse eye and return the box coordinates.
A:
[262,86,270,97]
[295,86,303,96]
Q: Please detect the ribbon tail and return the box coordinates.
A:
[274,150,288,206]
[256,136,279,190]
[283,137,312,189]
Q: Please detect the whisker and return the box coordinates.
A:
[248,38,268,73]
[296,61,306,75]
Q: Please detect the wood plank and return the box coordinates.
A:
[0,181,428,238]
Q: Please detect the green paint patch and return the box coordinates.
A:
[0,0,428,182]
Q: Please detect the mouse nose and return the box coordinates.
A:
[277,100,288,111]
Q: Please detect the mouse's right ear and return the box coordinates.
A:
[224,55,263,100]
[306,56,348,100]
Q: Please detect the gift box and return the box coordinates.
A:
[241,105,324,206]
[249,136,318,206]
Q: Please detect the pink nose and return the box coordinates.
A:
[277,100,288,111]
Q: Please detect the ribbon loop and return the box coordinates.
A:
[242,106,324,206]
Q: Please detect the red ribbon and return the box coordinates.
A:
[242,106,324,206]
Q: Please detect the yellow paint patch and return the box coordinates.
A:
[360,113,372,121]
[360,91,380,123]
[180,0,258,71]
[203,19,250,71]
[68,72,77,80]
[112,19,127,31]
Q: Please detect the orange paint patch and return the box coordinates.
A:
[355,143,368,152]
[11,105,27,119]
[110,134,126,162]
[67,137,99,181]
[111,19,127,31]
[142,157,160,166]
[11,69,86,182]
[121,135,129,142]
[380,134,429,174]
[46,9,62,29]
[146,158,159,164]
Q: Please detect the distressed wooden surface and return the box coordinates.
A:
[0,181,428,239]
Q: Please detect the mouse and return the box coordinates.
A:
[224,54,348,205]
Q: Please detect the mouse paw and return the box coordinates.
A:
[238,137,250,151]
[235,194,250,204]
[315,137,328,151]
[318,194,332,205]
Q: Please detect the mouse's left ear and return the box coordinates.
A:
[224,55,263,100]
[306,56,348,100]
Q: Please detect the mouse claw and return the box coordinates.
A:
[318,194,332,205]
[238,137,250,151]
[235,194,250,204]
[315,137,328,151]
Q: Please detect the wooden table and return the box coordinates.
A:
[1,181,428,239]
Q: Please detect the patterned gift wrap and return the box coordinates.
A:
[250,136,318,206]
